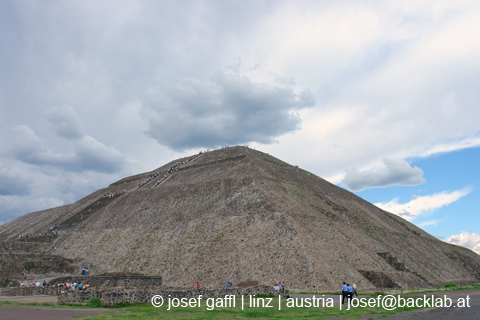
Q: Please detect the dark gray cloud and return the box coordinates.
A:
[342,158,425,191]
[46,105,85,140]
[2,125,125,174]
[0,166,32,196]
[141,72,315,151]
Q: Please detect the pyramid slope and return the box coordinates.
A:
[1,146,479,290]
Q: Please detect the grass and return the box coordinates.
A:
[3,284,479,319]
[0,296,426,319]
[82,296,429,319]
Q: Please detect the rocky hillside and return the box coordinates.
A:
[0,146,479,290]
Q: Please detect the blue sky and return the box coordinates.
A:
[0,1,479,254]
[354,147,480,240]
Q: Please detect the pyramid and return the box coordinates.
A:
[1,146,479,290]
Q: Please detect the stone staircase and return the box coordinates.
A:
[56,193,124,233]
[0,238,77,287]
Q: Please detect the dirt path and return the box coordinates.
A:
[0,295,57,303]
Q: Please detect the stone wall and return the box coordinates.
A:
[58,286,277,305]
[50,274,162,288]
[0,286,58,296]
[357,270,400,289]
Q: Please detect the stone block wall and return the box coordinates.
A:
[51,275,162,288]
[58,286,277,305]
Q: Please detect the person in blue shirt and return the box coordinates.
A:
[347,284,354,302]
[341,282,348,304]
[78,282,82,291]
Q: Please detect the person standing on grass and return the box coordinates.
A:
[353,282,358,296]
[347,283,354,302]
[342,282,348,304]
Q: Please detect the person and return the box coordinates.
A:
[353,282,358,297]
[347,283,354,302]
[282,282,285,293]
[86,268,89,276]
[78,282,82,291]
[341,282,348,304]
[82,268,85,275]
[227,282,231,287]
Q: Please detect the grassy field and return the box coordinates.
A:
[3,284,475,319]
[290,283,480,295]
[0,295,427,319]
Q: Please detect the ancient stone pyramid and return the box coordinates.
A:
[1,146,479,290]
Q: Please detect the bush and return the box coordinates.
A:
[88,297,102,307]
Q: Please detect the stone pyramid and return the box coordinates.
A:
[1,146,479,290]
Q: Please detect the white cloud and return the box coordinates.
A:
[342,158,425,191]
[375,188,471,221]
[445,231,480,255]
[420,135,480,158]
[417,219,443,227]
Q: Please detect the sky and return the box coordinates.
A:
[0,1,479,254]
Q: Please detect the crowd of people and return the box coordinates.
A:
[138,156,200,190]
[18,281,49,287]
[58,281,90,291]
[18,226,58,239]
[274,282,286,293]
[103,191,125,198]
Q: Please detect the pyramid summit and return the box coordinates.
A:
[1,146,479,290]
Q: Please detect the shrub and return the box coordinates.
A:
[88,297,102,307]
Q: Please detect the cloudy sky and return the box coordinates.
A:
[1,1,479,253]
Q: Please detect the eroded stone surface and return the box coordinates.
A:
[1,146,479,291]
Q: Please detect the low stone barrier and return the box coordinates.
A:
[50,275,162,288]
[0,286,58,296]
[58,286,277,305]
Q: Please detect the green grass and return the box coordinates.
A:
[0,296,426,319]
[3,284,479,319]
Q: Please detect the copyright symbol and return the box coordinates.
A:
[151,295,164,307]
[382,295,396,311]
